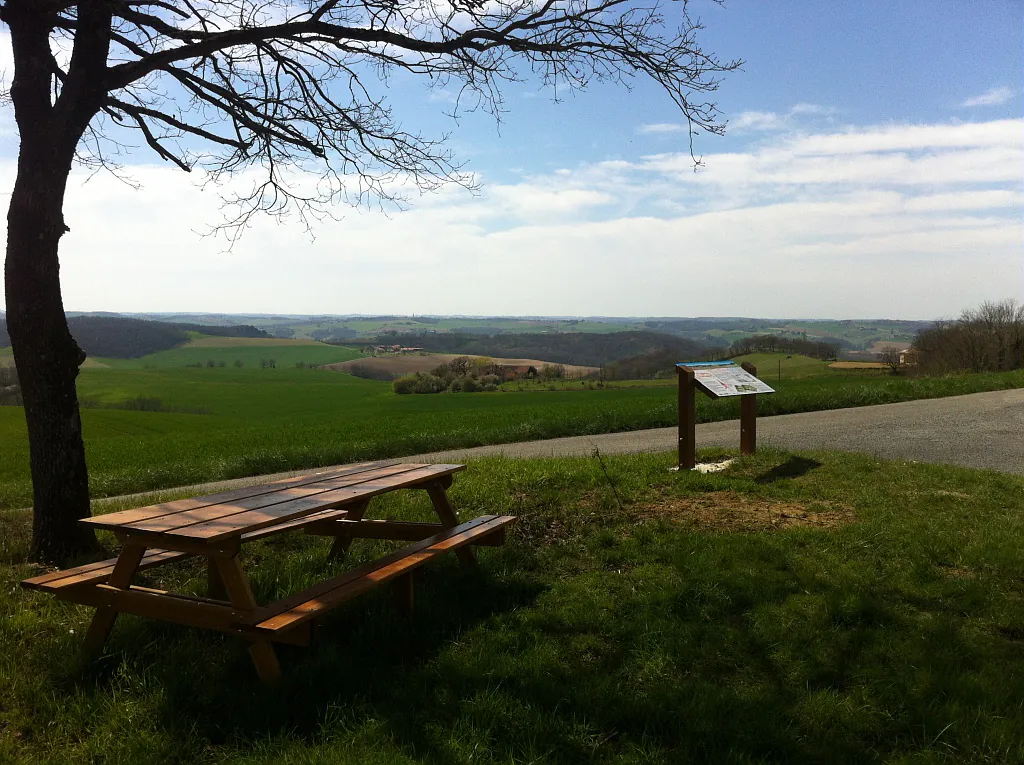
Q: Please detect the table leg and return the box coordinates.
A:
[207,558,228,600]
[84,541,147,652]
[394,572,415,615]
[328,499,370,560]
[214,555,281,682]
[424,480,477,568]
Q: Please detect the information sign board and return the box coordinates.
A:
[677,362,775,398]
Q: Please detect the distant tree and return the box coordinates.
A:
[913,299,1024,374]
[878,347,903,374]
[233,359,244,368]
[0,0,738,561]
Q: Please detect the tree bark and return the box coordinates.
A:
[6,178,98,562]
[3,0,107,562]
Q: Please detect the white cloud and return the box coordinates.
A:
[636,123,686,134]
[961,86,1016,108]
[0,118,1019,319]
[729,111,783,131]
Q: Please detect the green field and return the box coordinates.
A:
[0,360,1022,511]
[96,336,364,369]
[732,352,834,379]
[4,449,1024,762]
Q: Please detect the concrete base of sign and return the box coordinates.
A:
[669,458,736,474]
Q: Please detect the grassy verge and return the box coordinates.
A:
[4,449,1024,763]
[0,367,1021,510]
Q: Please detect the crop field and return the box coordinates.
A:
[96,337,364,369]
[731,352,833,379]
[1,361,1023,511]
[327,354,600,377]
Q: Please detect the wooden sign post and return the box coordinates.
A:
[675,361,775,471]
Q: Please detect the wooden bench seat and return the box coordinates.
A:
[245,514,516,636]
[21,505,358,594]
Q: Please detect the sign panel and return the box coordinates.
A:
[678,362,775,398]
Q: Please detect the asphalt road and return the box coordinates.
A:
[94,388,1024,508]
[408,388,1024,475]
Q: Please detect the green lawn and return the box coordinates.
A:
[0,366,1022,510]
[4,448,1024,763]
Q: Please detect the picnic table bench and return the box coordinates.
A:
[22,460,515,681]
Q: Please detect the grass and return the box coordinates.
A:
[732,352,835,379]
[0,366,1022,510]
[96,337,363,369]
[3,448,1024,763]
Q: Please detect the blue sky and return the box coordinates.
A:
[0,0,1021,319]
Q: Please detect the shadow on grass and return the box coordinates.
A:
[754,456,822,484]
[59,539,1017,764]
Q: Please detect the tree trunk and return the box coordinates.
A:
[5,164,99,563]
[2,0,114,563]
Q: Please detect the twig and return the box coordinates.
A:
[592,447,625,513]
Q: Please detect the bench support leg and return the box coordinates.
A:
[425,482,477,569]
[394,572,415,615]
[207,558,228,601]
[215,555,281,683]
[84,541,147,652]
[328,499,370,560]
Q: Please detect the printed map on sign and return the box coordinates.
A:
[684,363,775,398]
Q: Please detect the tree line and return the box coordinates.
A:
[1,316,269,359]
[728,334,841,360]
[361,331,709,368]
[911,300,1024,374]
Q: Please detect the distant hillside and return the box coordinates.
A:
[364,330,710,368]
[0,319,8,348]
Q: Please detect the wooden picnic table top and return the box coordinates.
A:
[80,460,465,544]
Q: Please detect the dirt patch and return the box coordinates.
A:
[636,490,854,532]
[829,361,887,370]
[324,354,599,377]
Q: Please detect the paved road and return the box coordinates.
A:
[95,389,1024,508]
[408,388,1024,474]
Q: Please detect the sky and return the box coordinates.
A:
[0,0,1021,320]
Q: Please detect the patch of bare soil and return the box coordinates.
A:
[637,490,854,532]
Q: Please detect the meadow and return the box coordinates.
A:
[4,448,1024,763]
[0,357,1023,511]
[96,336,364,370]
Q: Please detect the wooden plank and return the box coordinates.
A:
[84,541,147,651]
[22,548,189,591]
[677,366,696,470]
[169,465,465,542]
[425,481,477,568]
[80,460,398,530]
[327,500,371,560]
[307,519,446,542]
[247,516,516,634]
[110,462,425,536]
[240,505,353,541]
[215,555,282,682]
[740,362,758,455]
[114,460,438,536]
[245,515,497,627]
[87,584,245,632]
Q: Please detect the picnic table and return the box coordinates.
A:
[22,460,515,681]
